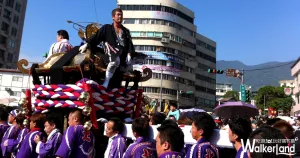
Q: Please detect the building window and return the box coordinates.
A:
[11,27,17,37]
[15,2,21,13]
[0,49,4,60]
[7,53,13,62]
[196,51,216,63]
[1,22,9,34]
[11,91,21,97]
[119,5,194,24]
[13,15,19,24]
[5,0,14,8]
[3,9,12,21]
[9,39,15,48]
[0,34,7,45]
[12,76,22,82]
[196,39,216,53]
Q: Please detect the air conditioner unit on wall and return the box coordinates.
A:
[161,38,170,44]
[5,88,11,91]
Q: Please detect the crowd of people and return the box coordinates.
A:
[1,103,300,158]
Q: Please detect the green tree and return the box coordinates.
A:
[223,91,240,101]
[254,86,294,113]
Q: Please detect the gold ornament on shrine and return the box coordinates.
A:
[79,92,90,104]
[83,121,92,131]
[23,119,29,127]
[82,106,92,116]
[18,97,27,107]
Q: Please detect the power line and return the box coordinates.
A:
[243,61,295,72]
[93,0,99,23]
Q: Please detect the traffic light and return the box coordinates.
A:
[208,69,224,74]
[217,70,224,74]
[246,90,251,102]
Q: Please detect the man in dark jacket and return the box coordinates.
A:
[80,8,136,88]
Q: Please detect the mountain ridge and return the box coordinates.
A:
[216,60,295,91]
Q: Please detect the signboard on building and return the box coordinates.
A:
[142,51,185,64]
[284,87,292,96]
[133,65,180,76]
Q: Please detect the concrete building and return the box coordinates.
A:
[118,0,216,111]
[0,68,33,106]
[216,83,233,97]
[0,0,27,69]
[279,80,295,88]
[291,59,300,116]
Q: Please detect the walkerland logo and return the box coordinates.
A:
[241,139,296,156]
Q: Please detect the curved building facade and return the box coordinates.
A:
[118,0,216,111]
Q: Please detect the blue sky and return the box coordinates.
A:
[20,0,300,65]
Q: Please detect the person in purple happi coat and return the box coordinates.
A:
[123,118,156,158]
[156,120,184,158]
[0,108,9,158]
[16,113,46,158]
[104,117,126,158]
[34,116,62,158]
[228,116,252,158]
[5,114,29,158]
[55,109,95,158]
[1,109,22,158]
[186,112,219,158]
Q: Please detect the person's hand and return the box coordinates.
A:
[79,43,88,54]
[3,140,8,147]
[34,135,41,144]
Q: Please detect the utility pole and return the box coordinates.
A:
[159,69,163,112]
[241,69,244,84]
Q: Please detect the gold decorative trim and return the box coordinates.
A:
[17,59,30,74]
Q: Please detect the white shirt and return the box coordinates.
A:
[104,134,118,158]
[47,39,73,60]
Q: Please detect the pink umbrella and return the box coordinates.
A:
[0,98,18,105]
[213,101,259,119]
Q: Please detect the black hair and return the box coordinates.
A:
[192,112,216,140]
[266,118,281,126]
[228,116,252,142]
[169,115,175,118]
[249,126,289,158]
[112,8,123,17]
[109,117,124,134]
[150,112,166,125]
[45,116,61,130]
[170,104,177,108]
[57,30,69,40]
[0,108,8,121]
[132,118,149,137]
[157,120,184,152]
[15,114,26,126]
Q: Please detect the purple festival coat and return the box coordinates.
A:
[1,125,21,157]
[8,128,29,157]
[16,128,43,158]
[36,129,62,158]
[106,134,126,158]
[159,151,183,158]
[55,125,95,158]
[0,124,9,157]
[123,137,156,158]
[185,138,219,158]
